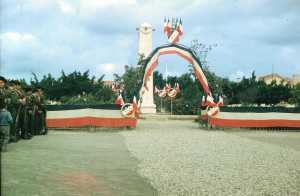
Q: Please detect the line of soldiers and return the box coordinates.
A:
[0,76,47,144]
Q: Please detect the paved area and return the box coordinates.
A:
[2,131,156,196]
[2,119,300,196]
[121,119,300,196]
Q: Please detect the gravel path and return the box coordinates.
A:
[120,120,300,196]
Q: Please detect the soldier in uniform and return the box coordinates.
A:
[0,77,18,142]
[8,80,27,141]
[0,98,13,152]
[0,76,9,106]
[24,87,34,138]
[34,87,47,135]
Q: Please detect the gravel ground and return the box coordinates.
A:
[120,119,300,196]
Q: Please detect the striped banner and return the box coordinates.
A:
[141,44,211,99]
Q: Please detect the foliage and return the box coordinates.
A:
[290,84,300,106]
[7,64,298,113]
[114,65,144,102]
[27,70,115,104]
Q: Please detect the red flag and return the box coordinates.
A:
[201,96,206,106]
[175,83,180,92]
[166,19,172,37]
[177,19,183,36]
[163,18,168,34]
[112,83,116,92]
[133,96,139,118]
[207,106,219,117]
[168,28,180,44]
[165,83,171,92]
[154,86,159,94]
[205,94,217,107]
[217,96,224,106]
[115,94,124,106]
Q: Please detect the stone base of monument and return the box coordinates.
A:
[140,105,157,114]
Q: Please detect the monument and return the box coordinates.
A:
[137,23,156,113]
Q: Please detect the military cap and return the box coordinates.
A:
[33,88,39,93]
[35,86,44,90]
[10,80,21,85]
[0,76,7,83]
[24,86,33,92]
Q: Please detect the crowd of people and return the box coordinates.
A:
[0,76,47,152]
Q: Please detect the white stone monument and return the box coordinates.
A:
[137,23,156,113]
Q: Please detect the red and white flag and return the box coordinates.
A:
[112,83,116,92]
[166,19,172,37]
[163,19,172,37]
[154,86,159,94]
[175,83,180,92]
[133,96,139,118]
[165,83,171,92]
[205,94,217,107]
[168,28,180,44]
[115,94,124,106]
[217,96,224,106]
[168,19,183,44]
[207,106,219,117]
[167,88,177,98]
[177,19,183,36]
[201,95,206,106]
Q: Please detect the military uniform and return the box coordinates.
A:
[0,76,13,151]
[23,88,34,138]
[7,87,18,142]
[0,88,9,104]
[8,82,27,140]
[0,76,10,107]
[35,89,47,135]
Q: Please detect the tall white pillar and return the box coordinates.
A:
[137,23,156,113]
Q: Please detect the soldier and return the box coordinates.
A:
[0,98,13,152]
[8,80,26,141]
[24,87,34,138]
[34,87,47,135]
[0,76,9,106]
[17,84,31,140]
[0,77,19,142]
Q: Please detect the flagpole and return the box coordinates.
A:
[161,97,162,112]
[165,64,168,83]
[171,98,173,115]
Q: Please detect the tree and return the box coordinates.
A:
[114,65,143,102]
[290,84,300,106]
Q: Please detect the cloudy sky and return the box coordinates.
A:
[1,0,300,81]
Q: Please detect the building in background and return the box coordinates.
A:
[259,74,299,86]
[103,80,114,87]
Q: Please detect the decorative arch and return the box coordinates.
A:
[139,43,212,104]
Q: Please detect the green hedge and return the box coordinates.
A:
[46,104,121,111]
[220,106,300,113]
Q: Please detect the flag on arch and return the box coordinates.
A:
[205,94,217,107]
[168,19,183,44]
[115,94,124,106]
[163,18,172,37]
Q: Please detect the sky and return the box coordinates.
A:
[0,0,300,82]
